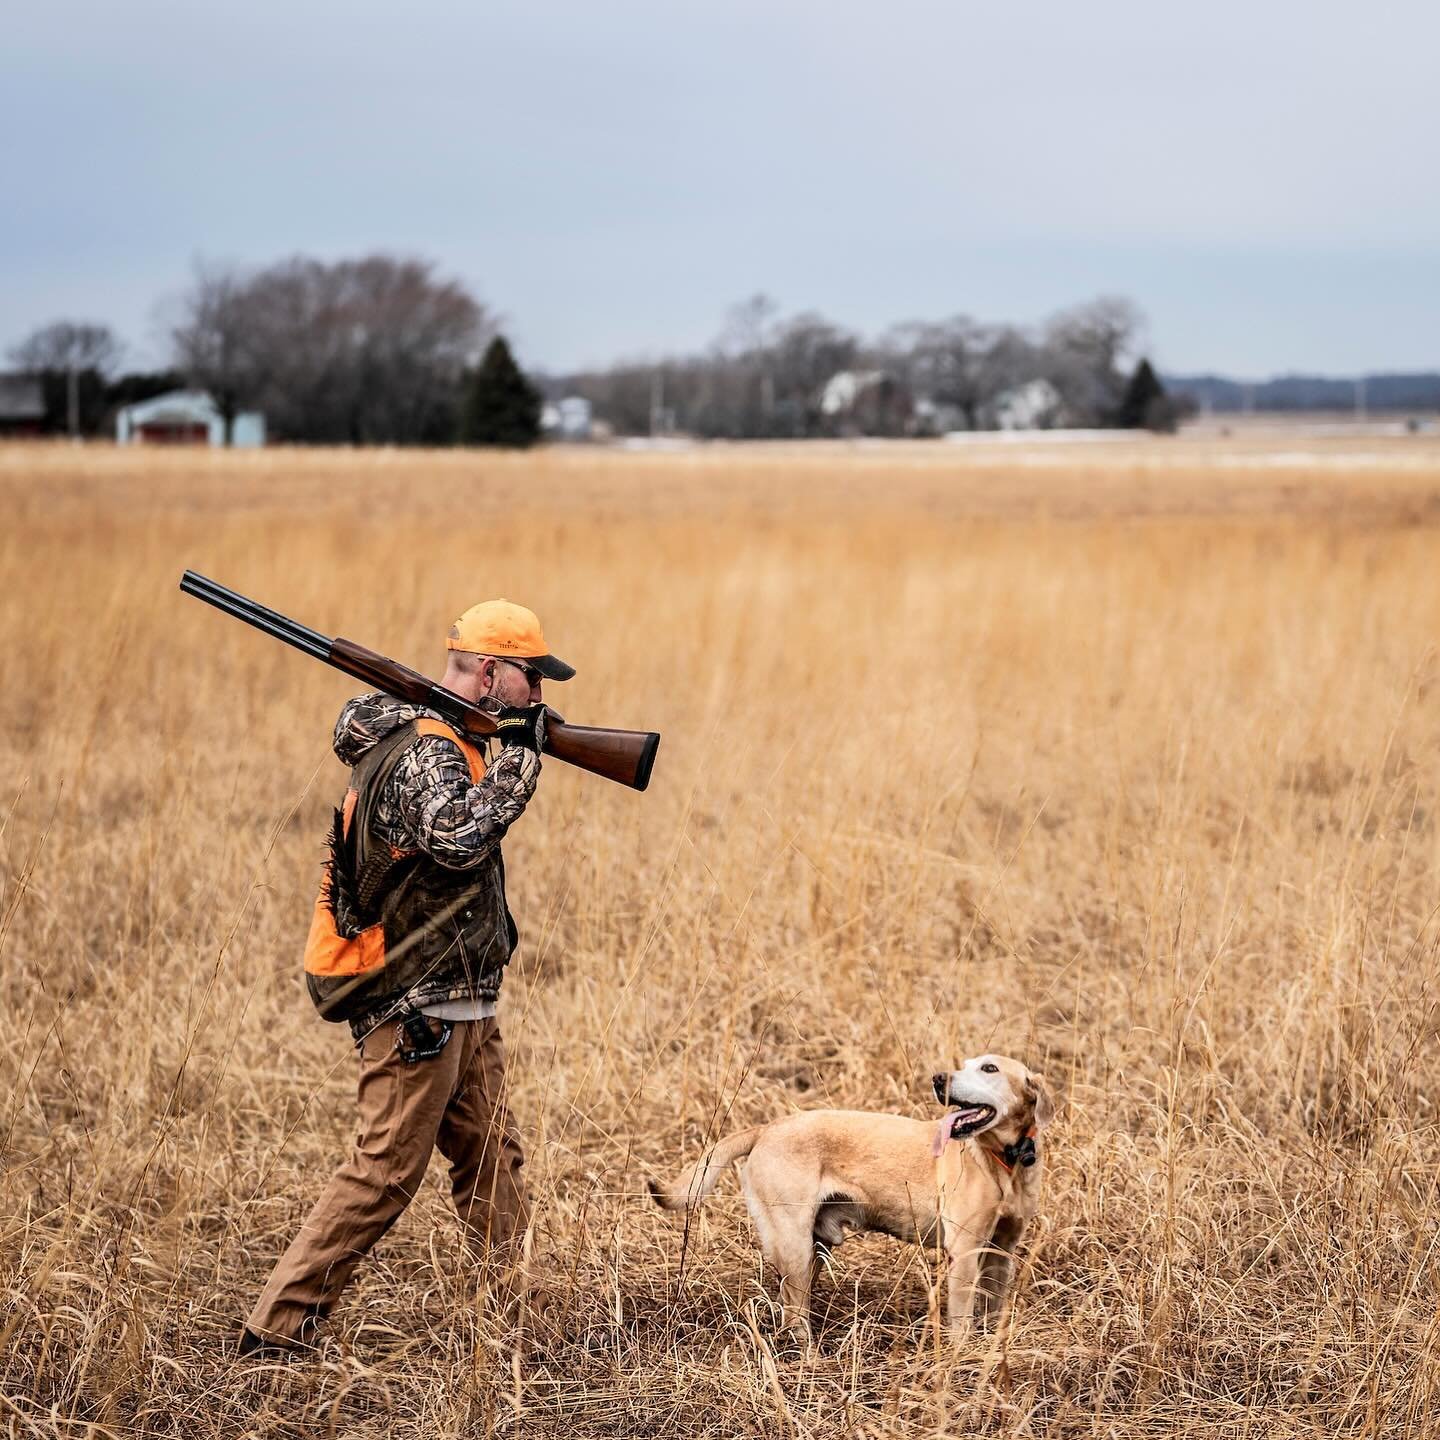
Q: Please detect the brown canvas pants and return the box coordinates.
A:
[247,1015,527,1346]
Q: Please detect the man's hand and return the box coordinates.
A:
[491,703,547,753]
[487,721,542,802]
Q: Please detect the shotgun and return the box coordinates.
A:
[179,571,660,791]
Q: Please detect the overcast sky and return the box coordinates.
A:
[4,0,1437,377]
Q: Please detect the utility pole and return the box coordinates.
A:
[650,370,665,437]
[67,363,80,441]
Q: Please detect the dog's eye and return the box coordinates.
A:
[980,1062,999,1074]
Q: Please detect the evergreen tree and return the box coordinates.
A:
[1116,358,1168,429]
[458,337,541,447]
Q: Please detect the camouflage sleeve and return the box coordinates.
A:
[333,693,433,765]
[390,735,541,870]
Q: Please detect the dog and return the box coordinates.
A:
[648,1053,1053,1339]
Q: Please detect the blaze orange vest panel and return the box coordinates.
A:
[303,720,486,980]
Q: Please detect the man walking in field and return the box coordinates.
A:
[240,599,572,1355]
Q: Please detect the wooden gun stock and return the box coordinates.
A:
[544,718,661,792]
[180,572,661,792]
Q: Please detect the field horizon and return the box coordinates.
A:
[2,435,1439,1438]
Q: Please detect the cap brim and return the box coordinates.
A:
[532,653,575,682]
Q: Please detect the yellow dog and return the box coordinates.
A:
[649,1053,1054,1339]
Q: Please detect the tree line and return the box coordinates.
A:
[6,255,542,447]
[6,253,1183,445]
[168,257,541,445]
[557,293,1185,439]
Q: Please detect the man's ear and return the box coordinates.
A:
[1027,1073,1057,1130]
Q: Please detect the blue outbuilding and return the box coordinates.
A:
[115,390,266,447]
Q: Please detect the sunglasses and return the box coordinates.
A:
[494,656,544,687]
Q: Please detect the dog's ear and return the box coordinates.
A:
[1027,1073,1057,1130]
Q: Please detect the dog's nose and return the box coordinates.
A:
[932,1074,947,1101]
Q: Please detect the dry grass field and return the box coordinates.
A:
[2,434,1439,1439]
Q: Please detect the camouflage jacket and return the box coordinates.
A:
[333,692,540,1037]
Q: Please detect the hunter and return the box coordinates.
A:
[240,598,571,1354]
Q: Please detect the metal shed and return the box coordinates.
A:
[115,390,265,447]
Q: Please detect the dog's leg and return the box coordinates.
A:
[974,1215,1024,1332]
[941,1212,986,1341]
[944,1247,980,1339]
[742,1154,821,1339]
[742,1169,816,1339]
[741,1171,785,1294]
[770,1212,818,1338]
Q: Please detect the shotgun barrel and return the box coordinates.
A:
[180,571,332,659]
[179,571,660,792]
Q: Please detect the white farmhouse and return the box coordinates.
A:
[819,370,884,417]
[991,379,1064,431]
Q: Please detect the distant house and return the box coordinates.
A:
[0,373,46,436]
[115,390,265,447]
[819,370,912,436]
[990,379,1065,431]
[540,395,593,441]
[820,370,878,418]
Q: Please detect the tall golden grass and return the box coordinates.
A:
[1,436,1438,1438]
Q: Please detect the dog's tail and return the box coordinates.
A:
[647,1126,763,1211]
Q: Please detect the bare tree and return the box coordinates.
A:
[975,325,1044,422]
[770,313,857,435]
[6,319,124,436]
[884,315,995,430]
[716,293,780,359]
[330,255,488,444]
[703,295,782,436]
[169,261,262,445]
[1040,296,1146,425]
[9,320,123,378]
[167,254,490,445]
[557,305,855,439]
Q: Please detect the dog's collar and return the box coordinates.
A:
[989,1126,1038,1175]
[934,1115,1039,1173]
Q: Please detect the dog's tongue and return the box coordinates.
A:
[931,1117,950,1157]
[933,1107,986,1156]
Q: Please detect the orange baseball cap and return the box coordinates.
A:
[446,599,574,681]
